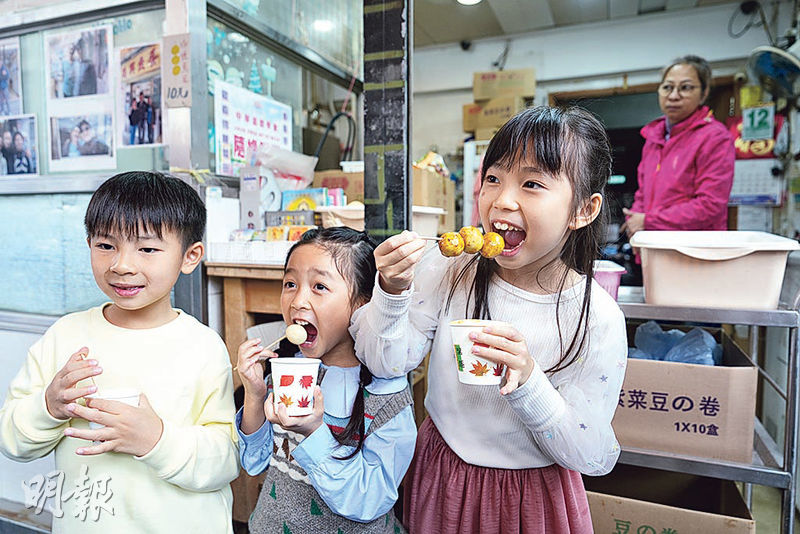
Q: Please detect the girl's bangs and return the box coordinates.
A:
[483,108,565,179]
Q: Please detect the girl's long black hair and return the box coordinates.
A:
[284,227,378,459]
[446,106,612,374]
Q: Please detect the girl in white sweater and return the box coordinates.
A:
[351,106,628,533]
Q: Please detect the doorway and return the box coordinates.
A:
[549,76,736,283]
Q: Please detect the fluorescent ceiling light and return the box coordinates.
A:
[457,0,482,5]
[313,20,334,32]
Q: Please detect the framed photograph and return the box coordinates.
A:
[49,111,114,172]
[45,25,111,100]
[0,37,22,116]
[118,43,162,146]
[0,114,37,176]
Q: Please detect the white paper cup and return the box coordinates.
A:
[86,388,140,435]
[271,358,322,416]
[450,319,510,385]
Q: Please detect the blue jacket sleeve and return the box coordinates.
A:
[291,406,417,523]
[235,406,274,476]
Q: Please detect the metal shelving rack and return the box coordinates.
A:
[617,294,800,534]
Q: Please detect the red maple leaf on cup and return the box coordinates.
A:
[493,363,504,376]
[297,396,310,408]
[279,375,294,387]
[299,375,313,389]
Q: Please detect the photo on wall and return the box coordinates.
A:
[0,37,23,116]
[118,43,162,146]
[49,112,114,172]
[0,114,37,176]
[45,26,111,100]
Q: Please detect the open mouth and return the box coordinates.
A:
[110,284,144,297]
[293,319,318,346]
[492,221,527,256]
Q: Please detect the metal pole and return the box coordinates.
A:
[166,0,208,322]
[783,326,799,534]
[362,0,412,240]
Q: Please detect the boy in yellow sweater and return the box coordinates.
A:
[0,171,239,533]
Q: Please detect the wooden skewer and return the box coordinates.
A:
[233,335,285,371]
[81,352,97,387]
[419,236,441,241]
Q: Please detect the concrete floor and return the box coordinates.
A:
[751,484,800,532]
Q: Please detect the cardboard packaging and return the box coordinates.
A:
[462,102,483,133]
[475,126,499,141]
[312,170,364,203]
[475,96,526,129]
[472,68,536,101]
[585,464,755,534]
[612,331,757,463]
[412,167,444,208]
[439,177,456,234]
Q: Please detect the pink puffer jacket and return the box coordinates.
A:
[631,106,735,230]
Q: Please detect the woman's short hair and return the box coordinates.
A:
[661,55,712,95]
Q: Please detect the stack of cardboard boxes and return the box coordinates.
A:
[462,68,536,141]
[412,166,455,235]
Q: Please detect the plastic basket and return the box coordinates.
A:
[630,231,800,309]
[264,210,315,227]
[593,260,626,300]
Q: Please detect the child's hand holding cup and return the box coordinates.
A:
[85,388,140,443]
[450,320,512,386]
[269,358,322,416]
[265,358,324,437]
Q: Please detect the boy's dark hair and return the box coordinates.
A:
[84,171,206,250]
[285,227,378,459]
[447,106,611,374]
[78,120,91,132]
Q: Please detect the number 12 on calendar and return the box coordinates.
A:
[741,104,775,141]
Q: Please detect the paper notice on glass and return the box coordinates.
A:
[162,34,191,108]
[214,79,292,177]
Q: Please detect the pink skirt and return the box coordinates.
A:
[403,418,593,534]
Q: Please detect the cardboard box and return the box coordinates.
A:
[412,167,444,208]
[312,170,364,203]
[475,126,499,141]
[462,102,483,133]
[439,177,456,234]
[612,331,757,463]
[476,95,526,129]
[472,68,536,101]
[585,464,755,533]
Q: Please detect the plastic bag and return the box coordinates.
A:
[250,145,318,191]
[628,347,655,360]
[663,328,720,366]
[633,321,685,361]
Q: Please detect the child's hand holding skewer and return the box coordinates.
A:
[45,347,102,420]
[375,230,427,295]
[236,338,273,402]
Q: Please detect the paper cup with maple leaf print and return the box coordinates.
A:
[450,319,510,385]
[271,357,322,416]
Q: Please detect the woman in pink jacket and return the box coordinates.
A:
[623,55,735,236]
